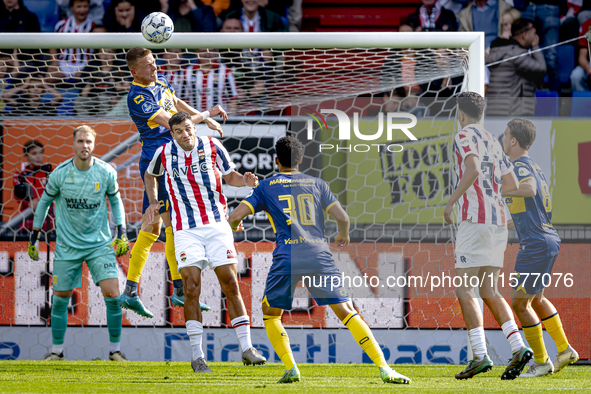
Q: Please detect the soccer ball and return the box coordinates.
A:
[141,12,174,44]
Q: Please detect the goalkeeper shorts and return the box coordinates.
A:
[52,246,118,291]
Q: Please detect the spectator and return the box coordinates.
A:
[514,0,561,93]
[185,49,238,113]
[570,18,591,91]
[2,74,63,116]
[225,0,288,32]
[0,51,21,113]
[13,140,54,232]
[200,0,231,17]
[578,0,591,25]
[406,0,458,32]
[219,17,266,110]
[104,0,145,32]
[55,0,104,24]
[458,0,517,49]
[486,18,547,116]
[0,0,41,32]
[161,0,217,32]
[501,8,522,38]
[158,48,192,99]
[48,0,95,83]
[440,0,472,14]
[75,48,131,116]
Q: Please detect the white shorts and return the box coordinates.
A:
[455,221,508,269]
[174,221,238,271]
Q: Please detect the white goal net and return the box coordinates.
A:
[0,32,491,364]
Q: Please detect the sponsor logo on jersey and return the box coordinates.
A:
[142,102,152,113]
[180,251,187,262]
[518,167,530,177]
[200,162,208,172]
[134,95,144,104]
[227,249,236,259]
[172,155,177,162]
[94,182,101,192]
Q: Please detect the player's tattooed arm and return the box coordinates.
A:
[144,171,162,225]
[222,171,259,187]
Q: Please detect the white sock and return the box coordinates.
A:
[110,342,121,353]
[231,315,252,352]
[52,344,64,355]
[468,327,487,361]
[501,320,525,354]
[186,320,204,360]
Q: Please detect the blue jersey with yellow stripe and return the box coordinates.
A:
[243,172,339,275]
[128,74,178,163]
[505,156,560,254]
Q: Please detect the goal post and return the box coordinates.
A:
[0,32,490,363]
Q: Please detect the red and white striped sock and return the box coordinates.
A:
[231,315,252,352]
[502,320,525,354]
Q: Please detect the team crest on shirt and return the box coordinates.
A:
[180,251,187,262]
[94,182,101,192]
[227,249,236,259]
[198,149,205,160]
[53,275,57,285]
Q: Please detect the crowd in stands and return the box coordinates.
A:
[0,0,589,117]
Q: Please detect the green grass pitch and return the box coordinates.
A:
[1,361,589,393]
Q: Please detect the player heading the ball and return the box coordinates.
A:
[119,47,226,318]
[229,136,411,385]
[144,111,266,372]
[502,118,579,377]
[29,125,129,361]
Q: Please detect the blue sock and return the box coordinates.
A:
[173,279,183,289]
[51,295,70,346]
[104,297,122,344]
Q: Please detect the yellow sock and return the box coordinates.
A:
[263,315,295,370]
[523,322,548,363]
[542,313,569,353]
[165,227,181,281]
[342,312,388,369]
[127,230,159,283]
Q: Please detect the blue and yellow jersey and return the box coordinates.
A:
[505,156,560,254]
[243,172,339,275]
[128,73,178,163]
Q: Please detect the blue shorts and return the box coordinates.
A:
[513,250,559,295]
[140,159,169,215]
[263,272,350,311]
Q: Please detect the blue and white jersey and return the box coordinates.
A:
[147,136,235,231]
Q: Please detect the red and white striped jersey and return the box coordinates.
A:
[147,136,236,231]
[54,16,95,64]
[184,62,237,112]
[453,124,514,226]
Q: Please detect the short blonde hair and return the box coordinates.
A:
[73,125,97,139]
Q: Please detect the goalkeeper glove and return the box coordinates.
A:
[110,225,129,257]
[28,230,40,261]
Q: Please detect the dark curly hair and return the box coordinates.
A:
[275,136,303,168]
[456,91,485,121]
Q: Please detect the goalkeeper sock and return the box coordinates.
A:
[501,320,525,354]
[110,342,121,353]
[231,315,253,352]
[165,227,182,283]
[542,313,569,353]
[523,321,548,363]
[104,297,122,344]
[342,312,388,369]
[126,230,159,294]
[186,320,204,360]
[468,327,487,361]
[263,315,295,370]
[51,295,70,350]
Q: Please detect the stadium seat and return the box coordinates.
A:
[557,45,575,85]
[570,91,591,117]
[57,89,80,116]
[535,90,559,117]
[24,0,60,33]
